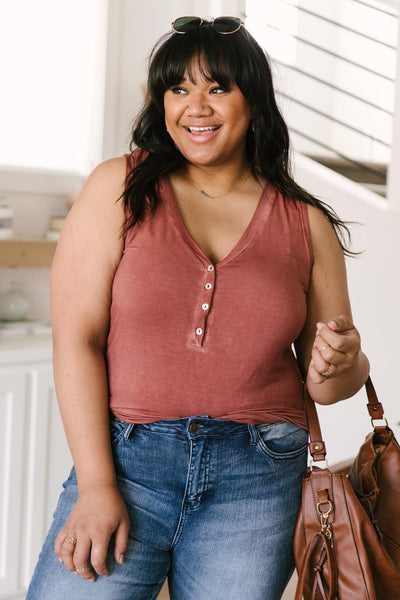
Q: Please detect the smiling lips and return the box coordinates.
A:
[185,125,221,142]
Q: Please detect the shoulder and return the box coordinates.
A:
[84,156,127,196]
[69,157,127,221]
[61,157,127,247]
[306,204,343,262]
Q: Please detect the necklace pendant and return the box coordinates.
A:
[200,190,213,199]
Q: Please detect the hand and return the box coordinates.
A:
[308,315,361,384]
[55,485,130,581]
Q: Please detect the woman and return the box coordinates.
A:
[27,17,369,600]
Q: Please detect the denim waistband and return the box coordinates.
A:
[110,413,261,441]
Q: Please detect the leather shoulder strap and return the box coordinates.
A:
[304,376,379,463]
[304,386,327,463]
[365,376,384,420]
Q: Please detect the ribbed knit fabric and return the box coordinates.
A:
[107,151,313,428]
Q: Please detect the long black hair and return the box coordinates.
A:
[123,21,352,253]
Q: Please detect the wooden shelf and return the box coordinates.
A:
[0,237,58,268]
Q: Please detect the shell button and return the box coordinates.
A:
[201,303,209,310]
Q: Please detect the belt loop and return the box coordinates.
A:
[124,423,135,440]
[247,424,257,445]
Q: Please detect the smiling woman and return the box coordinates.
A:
[163,70,253,174]
[26,16,369,600]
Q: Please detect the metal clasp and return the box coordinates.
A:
[371,417,388,429]
[309,458,329,471]
[317,500,333,541]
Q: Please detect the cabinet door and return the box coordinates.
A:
[0,363,71,599]
[19,365,71,591]
[0,367,28,598]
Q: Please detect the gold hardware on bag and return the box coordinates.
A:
[317,501,332,541]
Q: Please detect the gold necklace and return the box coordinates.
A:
[186,169,251,200]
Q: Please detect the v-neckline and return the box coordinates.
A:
[162,176,273,268]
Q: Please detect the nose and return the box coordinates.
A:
[186,92,213,117]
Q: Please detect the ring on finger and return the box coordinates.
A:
[322,364,334,377]
[320,345,329,352]
[64,536,77,546]
[76,566,88,574]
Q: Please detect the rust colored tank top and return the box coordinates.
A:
[107,151,313,428]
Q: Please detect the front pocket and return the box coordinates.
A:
[256,422,308,460]
[109,414,133,447]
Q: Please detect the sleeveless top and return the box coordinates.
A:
[107,151,313,428]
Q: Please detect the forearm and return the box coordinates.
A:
[53,340,116,493]
[306,350,370,405]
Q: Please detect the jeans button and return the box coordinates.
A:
[189,423,199,433]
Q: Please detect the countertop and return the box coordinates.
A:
[0,330,52,364]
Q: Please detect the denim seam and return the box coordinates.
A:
[123,423,135,440]
[170,439,192,549]
[186,442,210,511]
[255,437,309,460]
[247,424,257,445]
[110,429,126,448]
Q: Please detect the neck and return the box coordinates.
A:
[185,163,251,197]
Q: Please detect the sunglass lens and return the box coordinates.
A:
[213,17,242,33]
[173,17,202,33]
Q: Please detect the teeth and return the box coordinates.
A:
[188,126,217,132]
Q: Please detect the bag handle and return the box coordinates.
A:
[304,376,382,465]
[365,376,386,424]
[304,385,327,465]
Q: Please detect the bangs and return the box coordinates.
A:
[149,28,244,97]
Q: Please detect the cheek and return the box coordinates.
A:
[164,96,182,124]
[164,110,181,139]
[163,97,174,129]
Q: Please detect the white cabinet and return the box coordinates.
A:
[0,335,71,600]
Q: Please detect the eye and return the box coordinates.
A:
[210,85,229,94]
[170,86,187,95]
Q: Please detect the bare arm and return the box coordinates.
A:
[50,157,129,580]
[295,205,370,405]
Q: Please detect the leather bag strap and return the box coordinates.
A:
[365,376,384,421]
[304,376,383,464]
[304,386,327,464]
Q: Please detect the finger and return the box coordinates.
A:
[316,323,358,354]
[308,359,328,384]
[60,535,78,571]
[74,564,94,580]
[90,534,111,576]
[55,529,68,560]
[321,363,335,378]
[319,315,354,333]
[114,521,130,565]
[311,344,331,377]
[315,334,344,364]
[73,537,95,582]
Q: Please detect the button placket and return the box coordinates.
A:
[191,264,216,347]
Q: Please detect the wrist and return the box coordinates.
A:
[75,464,118,494]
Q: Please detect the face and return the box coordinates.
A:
[163,60,253,169]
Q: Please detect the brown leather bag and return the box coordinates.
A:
[293,377,400,599]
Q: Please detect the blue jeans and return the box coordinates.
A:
[27,416,308,600]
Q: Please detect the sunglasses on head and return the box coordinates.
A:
[172,16,244,35]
